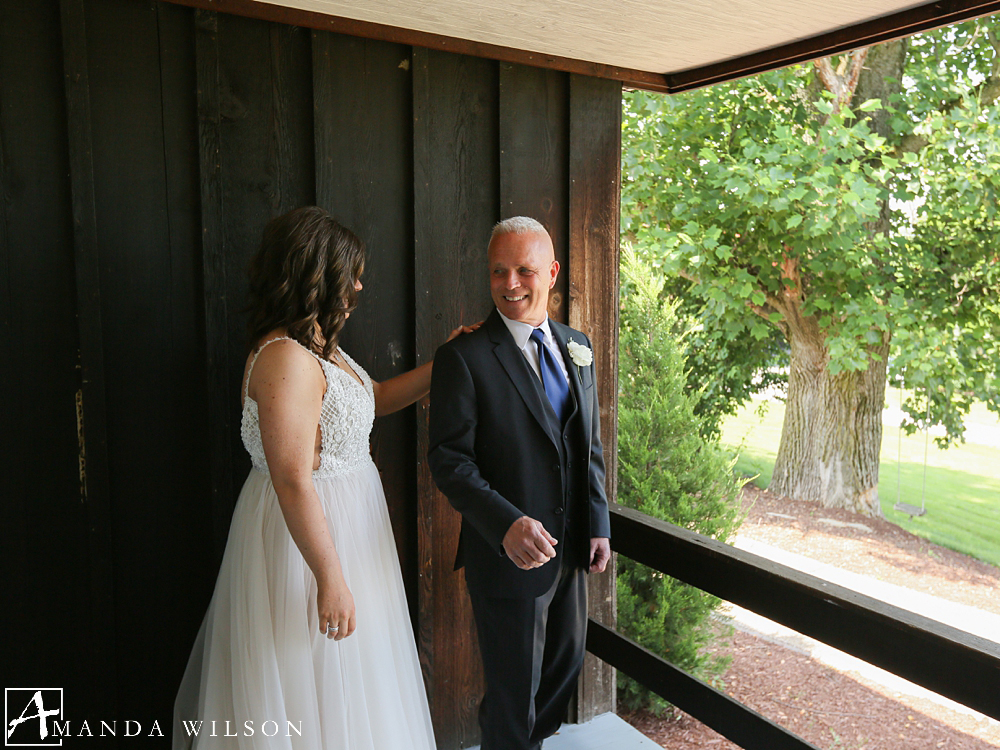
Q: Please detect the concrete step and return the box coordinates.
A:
[466,712,660,750]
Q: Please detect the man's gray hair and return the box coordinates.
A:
[490,216,548,243]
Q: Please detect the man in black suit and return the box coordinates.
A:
[428,217,611,750]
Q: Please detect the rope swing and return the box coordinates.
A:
[894,381,929,518]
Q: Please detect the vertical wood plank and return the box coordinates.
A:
[216,13,315,488]
[312,31,418,610]
[194,7,234,560]
[84,0,210,724]
[0,53,8,594]
[0,0,20,631]
[59,0,117,718]
[269,23,315,216]
[414,47,498,749]
[2,0,93,709]
[154,0,222,711]
[498,63,569,322]
[568,73,622,722]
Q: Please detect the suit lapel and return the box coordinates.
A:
[486,311,561,449]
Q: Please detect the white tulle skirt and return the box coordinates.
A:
[173,461,436,749]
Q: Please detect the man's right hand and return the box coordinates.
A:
[502,516,558,570]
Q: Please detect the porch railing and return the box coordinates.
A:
[586,504,1000,750]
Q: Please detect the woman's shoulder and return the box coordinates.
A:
[248,333,325,390]
[251,327,318,352]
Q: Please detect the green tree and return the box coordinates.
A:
[648,271,788,440]
[622,20,1000,516]
[617,247,743,711]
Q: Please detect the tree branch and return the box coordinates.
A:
[844,49,868,105]
[814,49,870,114]
[814,58,838,101]
[677,268,701,286]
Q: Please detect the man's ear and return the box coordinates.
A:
[549,260,560,288]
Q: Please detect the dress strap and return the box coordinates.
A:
[245,335,295,401]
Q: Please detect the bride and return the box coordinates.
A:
[174,206,475,749]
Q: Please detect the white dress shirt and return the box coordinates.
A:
[497,309,570,384]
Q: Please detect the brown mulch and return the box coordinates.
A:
[735,487,1000,616]
[620,486,1000,750]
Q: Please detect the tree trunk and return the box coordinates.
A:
[770,325,889,517]
[854,39,907,235]
[765,42,905,517]
[851,39,906,144]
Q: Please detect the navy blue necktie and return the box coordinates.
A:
[530,328,570,423]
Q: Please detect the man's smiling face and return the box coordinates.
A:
[488,230,559,327]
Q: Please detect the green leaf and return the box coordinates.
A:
[815,99,834,115]
[812,297,832,311]
[786,214,803,229]
[787,185,808,202]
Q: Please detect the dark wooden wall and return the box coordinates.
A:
[1,1,620,746]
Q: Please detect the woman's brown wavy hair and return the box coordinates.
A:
[246,206,365,360]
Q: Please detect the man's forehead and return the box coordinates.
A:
[488,232,554,264]
[490,255,544,268]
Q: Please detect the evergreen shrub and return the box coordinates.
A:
[616,246,745,713]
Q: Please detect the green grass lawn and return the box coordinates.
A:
[719,389,1000,568]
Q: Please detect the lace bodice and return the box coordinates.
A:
[241,337,375,479]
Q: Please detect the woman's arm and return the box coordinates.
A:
[371,323,480,416]
[371,361,433,417]
[251,340,356,640]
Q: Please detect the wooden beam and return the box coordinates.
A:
[568,73,622,722]
[609,504,1000,721]
[587,621,821,750]
[59,0,117,718]
[667,0,1000,92]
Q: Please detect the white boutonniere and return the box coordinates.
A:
[566,338,593,369]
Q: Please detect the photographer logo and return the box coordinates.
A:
[5,689,63,747]
[6,689,289,744]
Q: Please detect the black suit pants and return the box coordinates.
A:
[469,559,587,750]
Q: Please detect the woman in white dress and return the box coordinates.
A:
[174,206,474,749]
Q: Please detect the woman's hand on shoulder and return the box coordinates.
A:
[445,321,483,344]
[367,322,481,417]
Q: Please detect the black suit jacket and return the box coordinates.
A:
[428,310,611,598]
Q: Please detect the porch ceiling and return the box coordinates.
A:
[168,0,1000,91]
[280,0,928,75]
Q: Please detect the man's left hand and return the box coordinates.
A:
[588,537,611,573]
